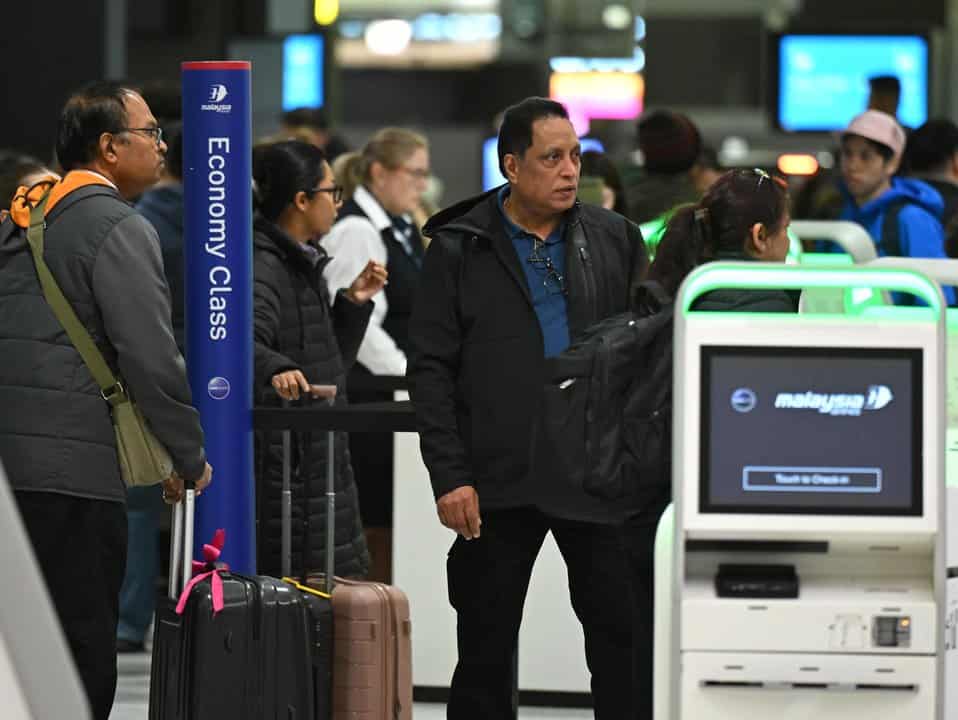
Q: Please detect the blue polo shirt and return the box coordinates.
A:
[497,186,570,357]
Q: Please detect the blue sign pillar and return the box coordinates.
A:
[181,61,255,573]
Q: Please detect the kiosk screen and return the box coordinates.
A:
[701,346,922,515]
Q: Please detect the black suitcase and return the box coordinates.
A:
[148,485,316,719]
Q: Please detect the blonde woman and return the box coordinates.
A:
[332,150,362,204]
[321,127,429,377]
[321,129,429,576]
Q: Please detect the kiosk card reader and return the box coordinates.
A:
[658,263,947,719]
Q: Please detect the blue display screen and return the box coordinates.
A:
[482,136,605,191]
[778,34,928,132]
[283,34,324,110]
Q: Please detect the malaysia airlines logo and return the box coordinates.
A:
[864,384,894,411]
[202,84,232,113]
[774,385,894,417]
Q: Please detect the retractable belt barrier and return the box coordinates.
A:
[252,401,417,433]
[346,374,410,394]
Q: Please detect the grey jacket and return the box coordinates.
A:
[0,183,206,502]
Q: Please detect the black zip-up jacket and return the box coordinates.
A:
[409,188,647,521]
[252,216,373,577]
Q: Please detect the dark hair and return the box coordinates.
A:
[252,140,328,222]
[841,134,895,163]
[497,97,569,176]
[580,150,628,216]
[281,107,330,131]
[0,156,47,209]
[905,118,958,174]
[696,144,721,172]
[648,169,789,297]
[163,121,184,180]
[138,80,181,125]
[637,110,702,174]
[55,81,133,172]
[0,149,38,174]
[869,75,901,97]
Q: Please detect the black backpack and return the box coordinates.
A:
[879,199,908,258]
[536,281,674,503]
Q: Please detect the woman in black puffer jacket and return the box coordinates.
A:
[624,168,795,719]
[252,140,387,578]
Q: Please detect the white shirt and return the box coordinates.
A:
[74,169,118,190]
[321,186,407,376]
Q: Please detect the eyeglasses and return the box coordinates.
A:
[309,185,344,203]
[400,167,431,181]
[118,127,164,147]
[527,239,566,296]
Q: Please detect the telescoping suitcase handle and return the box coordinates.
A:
[167,478,197,601]
[281,386,338,591]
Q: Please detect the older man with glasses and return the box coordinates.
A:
[0,81,211,719]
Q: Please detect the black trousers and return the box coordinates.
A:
[446,507,634,719]
[15,491,127,720]
[620,496,670,720]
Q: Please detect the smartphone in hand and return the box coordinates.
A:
[309,384,338,400]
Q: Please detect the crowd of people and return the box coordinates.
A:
[0,73,955,720]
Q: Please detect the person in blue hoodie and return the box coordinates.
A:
[839,109,955,304]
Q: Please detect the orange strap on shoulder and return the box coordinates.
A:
[9,171,114,228]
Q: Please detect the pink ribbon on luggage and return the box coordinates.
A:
[175,529,229,616]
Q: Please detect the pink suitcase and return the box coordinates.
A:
[302,389,413,720]
[329,577,413,720]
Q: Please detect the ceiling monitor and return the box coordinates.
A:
[283,34,325,110]
[773,32,929,132]
[229,34,327,137]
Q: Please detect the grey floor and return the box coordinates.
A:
[109,650,593,720]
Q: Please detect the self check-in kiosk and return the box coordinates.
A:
[656,263,947,719]
[864,257,958,715]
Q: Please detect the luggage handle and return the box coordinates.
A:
[281,400,292,578]
[279,387,338,591]
[324,411,335,593]
[167,481,196,600]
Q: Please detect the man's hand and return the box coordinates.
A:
[345,260,388,305]
[272,369,310,400]
[162,473,183,505]
[195,462,213,495]
[162,461,213,504]
[436,486,481,539]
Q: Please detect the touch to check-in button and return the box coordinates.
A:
[742,466,882,493]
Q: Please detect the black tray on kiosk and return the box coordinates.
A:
[715,563,799,599]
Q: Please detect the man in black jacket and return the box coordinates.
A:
[409,97,647,719]
[0,82,210,719]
